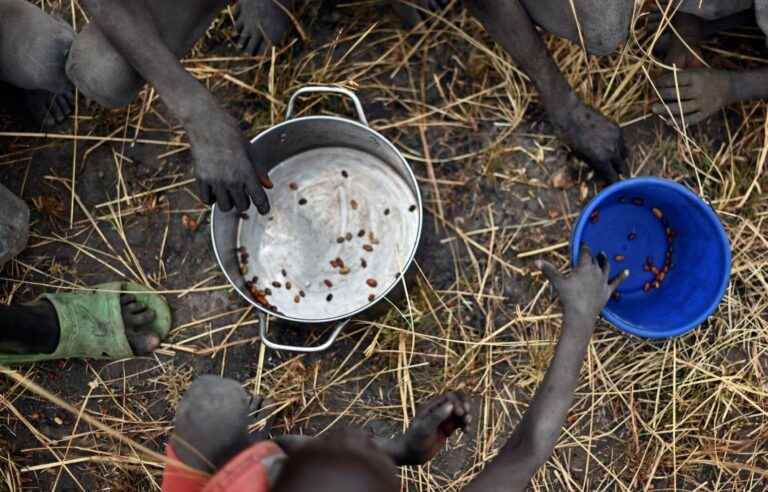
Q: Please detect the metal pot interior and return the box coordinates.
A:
[212,116,422,323]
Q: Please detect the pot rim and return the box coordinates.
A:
[211,115,423,324]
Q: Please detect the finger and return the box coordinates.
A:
[248,395,264,413]
[246,35,260,55]
[449,395,466,417]
[578,244,593,268]
[246,145,273,189]
[199,182,213,205]
[612,155,629,179]
[215,184,234,212]
[121,294,137,306]
[652,101,699,117]
[535,260,563,288]
[600,161,620,183]
[609,269,631,291]
[238,33,252,51]
[247,181,270,215]
[659,87,694,101]
[597,252,610,277]
[681,111,706,126]
[620,138,630,165]
[656,73,692,89]
[427,402,455,426]
[230,184,250,212]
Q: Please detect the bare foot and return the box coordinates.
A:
[22,88,75,127]
[120,294,161,355]
[234,0,294,56]
[389,0,450,29]
[66,0,228,108]
[652,69,732,126]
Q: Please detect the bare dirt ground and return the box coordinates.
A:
[1,1,768,491]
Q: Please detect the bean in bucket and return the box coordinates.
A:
[571,177,731,339]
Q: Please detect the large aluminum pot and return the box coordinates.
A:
[212,86,423,352]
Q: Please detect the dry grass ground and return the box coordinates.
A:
[1,0,767,490]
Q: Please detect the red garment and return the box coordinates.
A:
[162,441,285,492]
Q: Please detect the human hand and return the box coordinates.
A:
[550,100,629,183]
[399,392,471,466]
[188,110,273,213]
[652,69,733,127]
[536,245,629,325]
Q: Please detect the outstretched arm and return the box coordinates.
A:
[465,0,628,181]
[79,0,272,213]
[274,392,470,467]
[464,246,628,492]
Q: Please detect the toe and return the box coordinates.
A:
[128,302,148,315]
[126,330,160,356]
[121,294,137,306]
[126,309,156,328]
[246,35,261,55]
[238,33,252,51]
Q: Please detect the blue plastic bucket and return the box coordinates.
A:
[571,177,731,339]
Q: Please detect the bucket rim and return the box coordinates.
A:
[570,176,731,339]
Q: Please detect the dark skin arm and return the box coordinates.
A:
[463,246,628,492]
[274,392,470,467]
[79,0,272,214]
[465,0,629,182]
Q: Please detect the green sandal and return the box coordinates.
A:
[0,282,171,364]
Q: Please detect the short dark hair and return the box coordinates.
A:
[272,430,399,492]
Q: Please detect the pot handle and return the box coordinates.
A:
[258,313,349,352]
[285,86,368,126]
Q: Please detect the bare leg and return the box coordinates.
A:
[519,0,633,57]
[0,0,75,125]
[73,0,273,214]
[466,0,629,181]
[463,247,628,492]
[66,0,228,108]
[234,0,296,55]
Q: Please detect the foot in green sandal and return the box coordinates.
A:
[0,282,171,364]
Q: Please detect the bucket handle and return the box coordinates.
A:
[285,86,368,126]
[258,313,348,352]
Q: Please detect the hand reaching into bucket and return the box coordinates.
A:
[537,244,629,327]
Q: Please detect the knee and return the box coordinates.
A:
[581,4,632,56]
[65,23,143,108]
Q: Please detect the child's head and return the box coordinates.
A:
[273,429,399,492]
